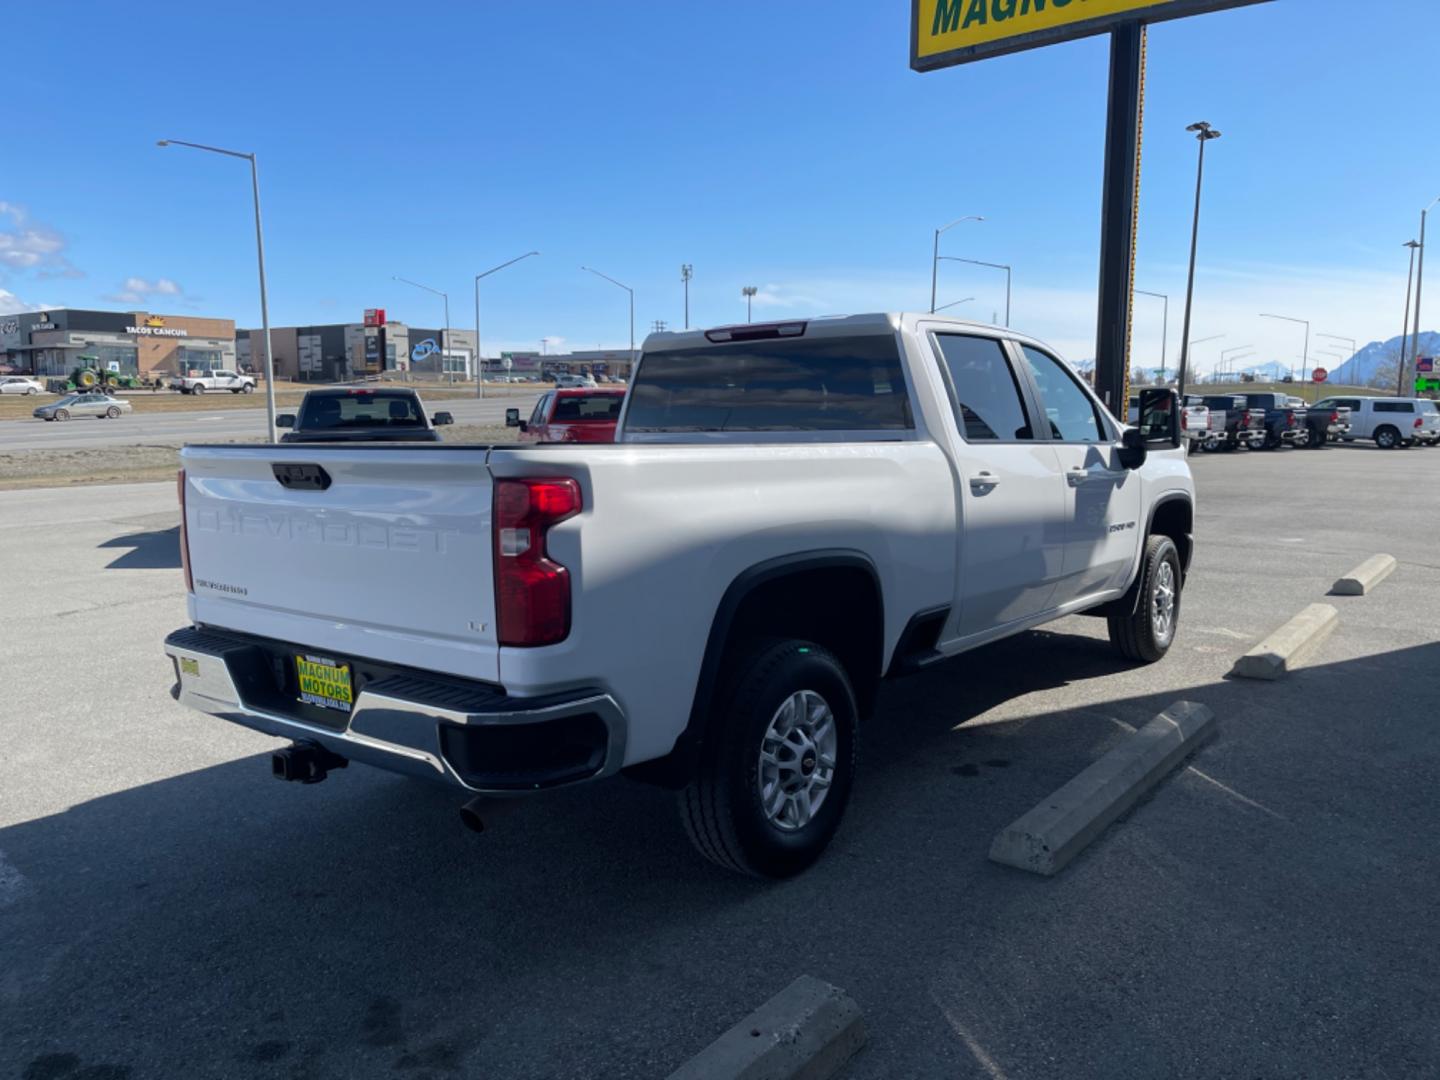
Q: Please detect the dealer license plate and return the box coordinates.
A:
[295,654,354,713]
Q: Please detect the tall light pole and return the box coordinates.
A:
[680,264,693,329]
[157,138,277,441]
[1188,333,1224,385]
[934,296,975,313]
[1135,289,1169,380]
[742,285,758,323]
[1259,313,1309,385]
[1316,332,1356,380]
[581,266,634,372]
[1177,121,1222,395]
[394,276,450,382]
[938,256,1011,326]
[1400,240,1421,395]
[474,251,539,399]
[1220,344,1252,384]
[1410,195,1440,372]
[930,215,984,313]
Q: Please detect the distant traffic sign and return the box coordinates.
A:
[1418,357,1435,373]
[911,0,1272,71]
[1312,368,1328,384]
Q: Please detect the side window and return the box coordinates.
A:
[1375,402,1413,413]
[932,334,1032,441]
[1018,345,1104,443]
[529,395,551,426]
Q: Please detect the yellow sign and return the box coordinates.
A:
[145,316,165,327]
[295,655,354,712]
[913,0,1269,70]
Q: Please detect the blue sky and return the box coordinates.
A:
[4,0,1438,375]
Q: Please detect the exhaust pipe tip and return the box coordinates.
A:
[459,796,487,834]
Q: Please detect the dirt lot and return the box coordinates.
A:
[0,424,512,490]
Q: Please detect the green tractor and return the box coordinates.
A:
[45,355,147,394]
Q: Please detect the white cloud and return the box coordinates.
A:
[0,201,81,278]
[749,283,829,310]
[105,276,189,306]
[0,288,32,315]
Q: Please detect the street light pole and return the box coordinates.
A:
[1187,333,1224,385]
[937,256,1011,326]
[1135,289,1169,381]
[474,251,540,399]
[1400,240,1421,395]
[930,215,984,313]
[157,138,278,441]
[742,285,758,323]
[1316,332,1356,379]
[1259,313,1310,386]
[1177,121,1222,396]
[680,264,693,329]
[933,296,975,314]
[394,276,450,382]
[581,266,635,373]
[1410,196,1439,375]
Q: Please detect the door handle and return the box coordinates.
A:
[1067,466,1090,487]
[969,471,1001,491]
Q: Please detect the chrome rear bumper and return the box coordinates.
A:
[164,626,626,793]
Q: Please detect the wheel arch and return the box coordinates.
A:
[623,549,885,789]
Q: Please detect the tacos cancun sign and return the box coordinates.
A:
[126,324,189,337]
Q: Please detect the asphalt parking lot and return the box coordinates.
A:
[2,442,1437,1079]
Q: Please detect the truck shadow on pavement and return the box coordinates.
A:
[99,526,181,570]
[3,634,1437,1080]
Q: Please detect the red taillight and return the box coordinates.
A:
[1181,412,1189,431]
[1286,413,1295,427]
[494,478,581,646]
[177,469,193,593]
[1415,417,1424,429]
[1330,411,1339,424]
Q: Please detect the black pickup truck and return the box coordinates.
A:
[277,387,455,443]
[1241,392,1312,450]
[1188,394,1266,451]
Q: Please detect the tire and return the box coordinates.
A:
[26,387,36,395]
[106,406,121,418]
[193,384,205,395]
[241,383,254,394]
[1107,534,1182,664]
[679,639,858,878]
[54,408,69,422]
[1263,431,1281,450]
[1374,426,1399,450]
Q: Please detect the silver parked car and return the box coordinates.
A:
[33,392,133,421]
[0,375,46,395]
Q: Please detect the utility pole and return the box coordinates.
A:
[1410,197,1439,375]
[680,264,693,329]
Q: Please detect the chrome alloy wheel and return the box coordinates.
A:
[758,689,837,832]
[1153,560,1177,647]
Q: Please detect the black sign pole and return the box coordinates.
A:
[1094,21,1146,417]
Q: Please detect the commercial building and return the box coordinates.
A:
[0,309,236,378]
[238,314,476,382]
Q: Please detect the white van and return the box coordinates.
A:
[1314,395,1440,449]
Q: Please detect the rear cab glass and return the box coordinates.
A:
[297,391,427,430]
[553,394,624,422]
[624,334,913,434]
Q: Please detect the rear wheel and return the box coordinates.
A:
[193,384,205,395]
[1374,425,1399,450]
[679,639,857,878]
[1108,534,1182,664]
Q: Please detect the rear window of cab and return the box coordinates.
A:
[626,336,912,432]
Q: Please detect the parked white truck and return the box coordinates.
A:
[169,369,256,395]
[165,314,1195,877]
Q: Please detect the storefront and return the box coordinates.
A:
[0,309,236,378]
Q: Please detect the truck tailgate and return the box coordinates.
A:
[180,444,499,681]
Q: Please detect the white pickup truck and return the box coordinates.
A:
[169,369,256,395]
[165,314,1195,877]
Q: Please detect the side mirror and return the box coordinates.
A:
[432,411,454,426]
[277,414,295,428]
[1135,387,1181,448]
[1118,427,1148,470]
[505,408,520,427]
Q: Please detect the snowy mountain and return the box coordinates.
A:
[1331,331,1440,386]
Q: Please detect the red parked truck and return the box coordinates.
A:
[506,386,626,443]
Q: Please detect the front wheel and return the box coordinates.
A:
[1108,534,1182,664]
[679,639,857,878]
[53,408,70,422]
[241,383,254,394]
[106,405,121,418]
[192,384,205,395]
